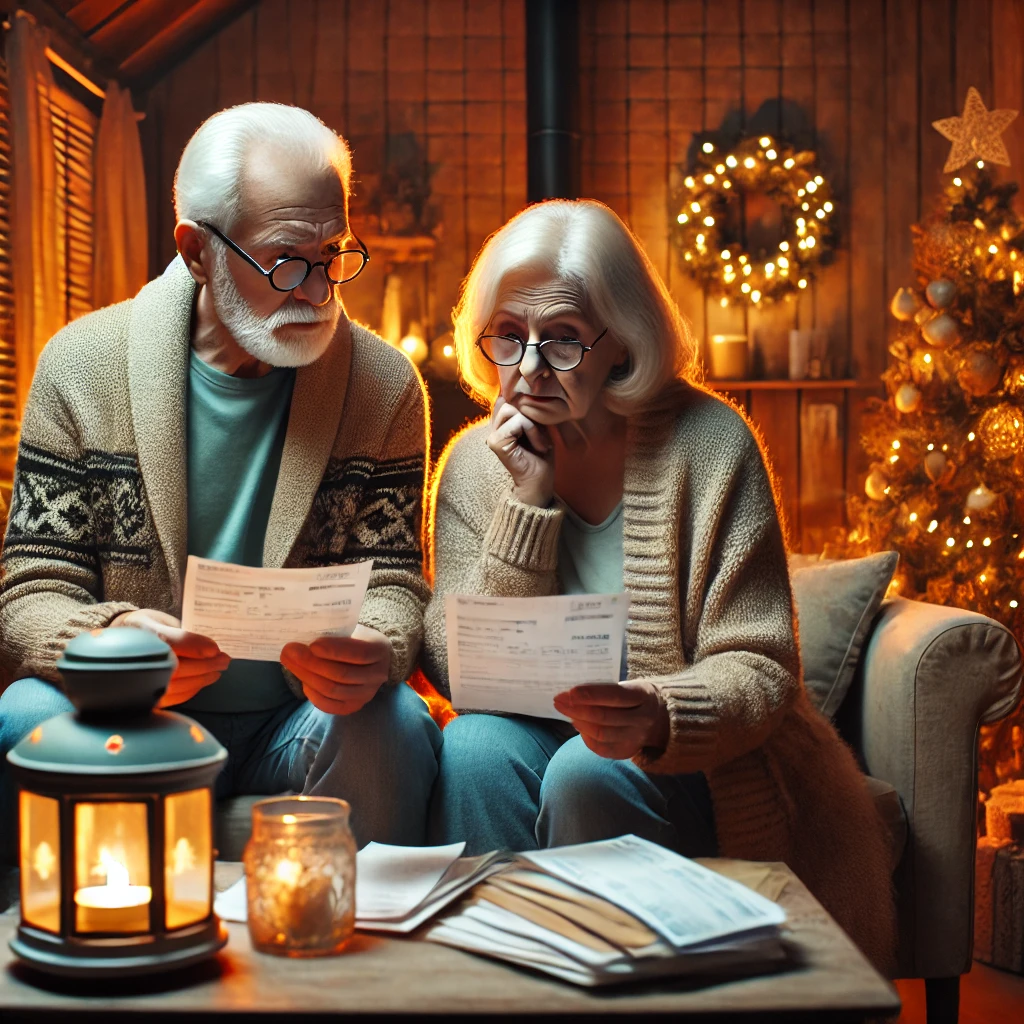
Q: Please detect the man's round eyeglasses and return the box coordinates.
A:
[476,328,609,372]
[199,221,370,291]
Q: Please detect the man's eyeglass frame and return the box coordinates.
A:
[199,221,370,291]
[475,327,609,372]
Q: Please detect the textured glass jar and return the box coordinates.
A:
[243,796,355,957]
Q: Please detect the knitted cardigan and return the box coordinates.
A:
[422,387,897,974]
[0,257,430,693]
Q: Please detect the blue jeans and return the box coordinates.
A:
[427,713,718,856]
[0,678,442,862]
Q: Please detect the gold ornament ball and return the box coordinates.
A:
[864,469,889,501]
[895,383,922,413]
[924,450,948,482]
[921,312,960,348]
[966,483,998,512]
[1004,357,1024,397]
[958,349,1003,396]
[925,278,957,309]
[977,403,1024,460]
[890,287,920,321]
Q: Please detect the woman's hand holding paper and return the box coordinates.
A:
[281,624,393,715]
[553,681,670,760]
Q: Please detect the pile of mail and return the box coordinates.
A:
[423,835,789,986]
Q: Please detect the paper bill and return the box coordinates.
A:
[445,592,629,719]
[181,555,373,661]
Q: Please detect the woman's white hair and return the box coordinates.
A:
[452,199,699,413]
[173,103,352,230]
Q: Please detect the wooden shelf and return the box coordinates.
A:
[706,379,872,391]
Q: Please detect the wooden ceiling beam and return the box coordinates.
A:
[65,0,134,37]
[88,0,204,62]
[118,0,257,90]
[8,0,121,88]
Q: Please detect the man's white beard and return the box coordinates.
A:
[210,249,341,368]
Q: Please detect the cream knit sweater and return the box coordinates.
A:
[0,257,430,693]
[422,386,896,973]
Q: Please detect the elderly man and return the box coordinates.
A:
[0,102,441,857]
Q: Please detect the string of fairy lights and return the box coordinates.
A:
[672,134,837,306]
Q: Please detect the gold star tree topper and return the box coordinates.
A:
[933,87,1018,172]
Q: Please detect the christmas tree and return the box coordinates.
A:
[835,89,1024,795]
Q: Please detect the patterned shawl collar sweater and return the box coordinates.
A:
[422,388,896,973]
[0,257,430,693]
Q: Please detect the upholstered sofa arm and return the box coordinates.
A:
[848,597,1022,979]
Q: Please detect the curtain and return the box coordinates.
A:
[92,79,147,310]
[5,11,62,417]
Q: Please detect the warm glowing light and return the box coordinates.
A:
[967,540,974,548]
[924,353,933,363]
[738,254,748,263]
[282,814,297,825]
[784,157,795,169]
[684,176,696,188]
[715,163,725,173]
[779,241,790,252]
[759,136,772,147]
[892,440,901,449]
[823,201,833,212]
[984,537,992,546]
[741,282,751,293]
[677,213,688,223]
[443,343,454,358]
[765,262,775,275]
[1012,600,1019,608]
[704,215,715,226]
[684,252,692,261]
[691,201,701,212]
[802,202,810,211]
[721,249,731,259]
[964,516,971,524]
[806,236,816,249]
[720,297,729,307]
[977,159,985,168]
[778,256,789,268]
[696,233,705,244]
[953,177,962,186]
[942,444,949,451]
[928,520,938,532]
[704,173,716,184]
[275,858,302,886]
[889,455,899,463]
[722,180,732,188]
[989,243,999,254]
[33,841,57,882]
[806,181,818,193]
[751,290,762,302]
[702,141,714,153]
[909,512,918,522]
[798,279,808,289]
[724,264,734,273]
[946,537,955,547]
[766,149,777,160]
[743,156,756,169]
[726,155,738,168]
[980,573,988,582]
[743,264,752,276]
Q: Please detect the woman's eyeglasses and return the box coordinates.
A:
[200,221,370,291]
[476,327,608,372]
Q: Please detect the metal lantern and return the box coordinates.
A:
[6,627,228,977]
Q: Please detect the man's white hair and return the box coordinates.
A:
[452,199,699,413]
[173,102,352,230]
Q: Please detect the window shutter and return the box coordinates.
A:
[0,56,16,450]
[48,85,96,325]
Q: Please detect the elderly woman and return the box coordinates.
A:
[421,199,895,972]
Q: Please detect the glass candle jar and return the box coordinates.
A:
[243,796,355,957]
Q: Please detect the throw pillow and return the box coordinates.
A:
[791,551,899,719]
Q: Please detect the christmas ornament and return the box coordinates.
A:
[978,403,1024,459]
[895,383,922,413]
[932,86,1019,173]
[958,348,1003,396]
[864,469,889,501]
[672,134,836,306]
[890,287,920,321]
[924,450,948,482]
[1004,357,1024,397]
[966,483,998,512]
[922,312,960,348]
[914,305,937,327]
[925,278,957,309]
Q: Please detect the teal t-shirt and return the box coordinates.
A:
[557,500,628,680]
[181,350,296,714]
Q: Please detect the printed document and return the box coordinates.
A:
[181,555,373,661]
[445,592,629,719]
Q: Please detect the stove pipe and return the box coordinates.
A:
[525,0,580,202]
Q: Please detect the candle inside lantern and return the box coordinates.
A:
[74,848,152,933]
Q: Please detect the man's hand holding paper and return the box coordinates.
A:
[281,624,393,715]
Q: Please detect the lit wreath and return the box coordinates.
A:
[673,134,837,307]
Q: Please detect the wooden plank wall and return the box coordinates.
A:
[139,0,1024,551]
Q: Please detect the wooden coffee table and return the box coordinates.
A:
[0,860,899,1022]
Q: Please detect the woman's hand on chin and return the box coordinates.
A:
[486,395,555,507]
[552,681,670,760]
